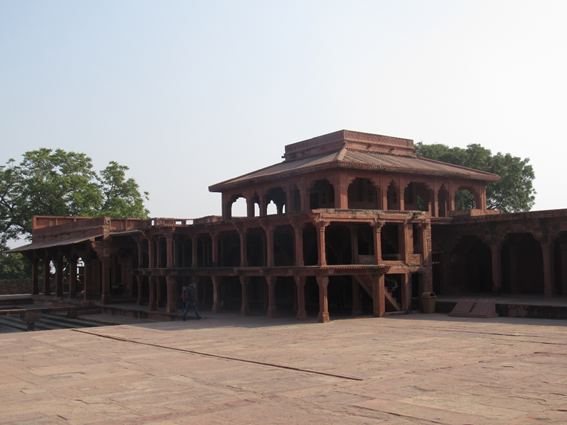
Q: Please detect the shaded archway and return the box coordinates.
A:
[449,236,492,294]
[501,233,544,294]
[309,179,335,209]
[348,178,379,209]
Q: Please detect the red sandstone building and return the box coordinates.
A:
[10,130,567,321]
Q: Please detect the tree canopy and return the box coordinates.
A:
[415,142,536,213]
[0,148,150,246]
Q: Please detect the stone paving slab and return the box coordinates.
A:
[1,313,567,424]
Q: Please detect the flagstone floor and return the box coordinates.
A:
[2,312,567,424]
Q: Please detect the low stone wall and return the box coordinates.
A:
[0,279,33,295]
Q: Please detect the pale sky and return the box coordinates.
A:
[1,0,566,220]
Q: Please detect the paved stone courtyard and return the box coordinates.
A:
[2,312,567,424]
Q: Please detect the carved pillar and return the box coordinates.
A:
[490,241,502,293]
[398,180,405,211]
[83,258,93,300]
[292,275,306,320]
[351,278,361,315]
[266,275,277,318]
[55,255,63,297]
[239,276,250,315]
[247,196,255,218]
[166,275,176,313]
[31,255,39,295]
[432,184,439,218]
[316,275,330,323]
[69,257,77,299]
[401,273,411,311]
[373,221,384,264]
[541,241,554,297]
[43,255,51,296]
[101,254,111,304]
[136,275,143,306]
[349,224,359,264]
[373,274,386,317]
[334,173,349,209]
[148,276,157,311]
[400,221,410,263]
[210,230,219,267]
[262,222,274,267]
[212,275,221,312]
[165,231,174,268]
[191,235,198,268]
[560,242,567,296]
[237,227,248,267]
[291,218,304,266]
[316,221,329,266]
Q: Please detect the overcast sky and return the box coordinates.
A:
[1,0,566,219]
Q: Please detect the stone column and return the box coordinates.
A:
[541,241,554,297]
[212,275,221,312]
[166,232,174,268]
[333,174,349,209]
[294,275,307,320]
[237,227,248,267]
[55,255,64,297]
[210,231,219,267]
[316,221,329,266]
[400,273,411,311]
[101,255,111,304]
[373,274,386,317]
[31,256,39,295]
[373,221,384,264]
[266,275,277,318]
[399,221,409,263]
[349,224,359,264]
[490,241,502,293]
[431,185,438,218]
[291,219,304,266]
[69,257,77,299]
[560,242,567,296]
[247,196,255,218]
[43,255,51,296]
[262,222,274,267]
[166,275,176,313]
[398,180,405,211]
[148,276,157,311]
[136,275,143,306]
[351,278,361,315]
[83,258,93,301]
[191,236,198,268]
[316,275,330,323]
[239,276,250,315]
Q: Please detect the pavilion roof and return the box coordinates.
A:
[210,131,500,192]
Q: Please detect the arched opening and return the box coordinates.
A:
[266,187,287,215]
[328,276,352,315]
[501,233,544,294]
[381,224,401,260]
[244,229,265,267]
[325,224,352,265]
[405,182,431,212]
[387,181,399,210]
[274,225,294,266]
[455,187,477,210]
[219,231,240,267]
[302,224,318,265]
[449,236,492,294]
[348,178,379,209]
[229,195,247,218]
[309,179,335,209]
[267,201,278,215]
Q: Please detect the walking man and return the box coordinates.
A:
[182,282,203,321]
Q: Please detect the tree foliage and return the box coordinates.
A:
[415,142,536,213]
[0,148,150,248]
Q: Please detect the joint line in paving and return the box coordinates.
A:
[72,328,363,381]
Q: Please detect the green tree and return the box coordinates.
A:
[0,149,150,279]
[415,142,536,213]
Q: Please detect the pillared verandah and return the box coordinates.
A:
[10,130,567,321]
